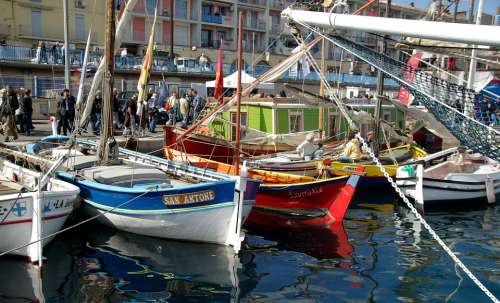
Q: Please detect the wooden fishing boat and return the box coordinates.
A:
[246,144,427,185]
[0,159,80,261]
[323,144,427,187]
[397,148,500,209]
[25,136,259,250]
[166,149,361,228]
[163,125,294,164]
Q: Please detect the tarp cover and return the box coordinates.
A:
[206,70,274,90]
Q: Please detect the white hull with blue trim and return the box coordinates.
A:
[31,137,261,251]
[0,160,80,261]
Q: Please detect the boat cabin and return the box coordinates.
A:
[209,97,406,142]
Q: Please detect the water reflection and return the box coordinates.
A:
[0,201,497,302]
[69,225,258,302]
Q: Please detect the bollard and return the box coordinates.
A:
[49,116,58,136]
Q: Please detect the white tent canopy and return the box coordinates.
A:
[206,70,274,90]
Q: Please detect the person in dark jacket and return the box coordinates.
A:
[91,90,102,135]
[22,89,33,135]
[57,88,72,136]
[123,95,138,136]
[0,86,19,141]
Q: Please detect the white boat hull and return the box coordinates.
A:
[82,200,254,245]
[397,161,500,208]
[0,161,79,260]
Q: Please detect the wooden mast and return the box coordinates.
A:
[234,12,243,175]
[318,7,325,140]
[97,0,117,163]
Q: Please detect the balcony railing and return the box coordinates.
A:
[239,0,266,6]
[0,44,400,89]
[202,14,223,24]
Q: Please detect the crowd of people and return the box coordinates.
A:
[0,84,207,142]
[0,85,33,142]
[121,88,206,136]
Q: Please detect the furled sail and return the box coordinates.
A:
[136,5,158,118]
[78,0,139,129]
[76,30,92,108]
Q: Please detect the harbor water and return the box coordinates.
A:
[0,192,498,302]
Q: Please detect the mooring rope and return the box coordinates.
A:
[285,17,499,303]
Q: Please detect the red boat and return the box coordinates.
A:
[165,149,362,228]
[163,126,294,164]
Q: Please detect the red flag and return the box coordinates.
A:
[213,41,224,103]
[397,51,423,106]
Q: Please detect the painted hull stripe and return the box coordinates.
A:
[0,213,70,226]
[83,199,236,215]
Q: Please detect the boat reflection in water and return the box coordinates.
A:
[73,225,258,302]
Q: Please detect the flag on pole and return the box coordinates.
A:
[214,40,224,103]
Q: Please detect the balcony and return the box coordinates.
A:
[270,23,283,34]
[202,14,223,24]
[243,20,266,30]
[239,0,266,7]
[200,39,232,49]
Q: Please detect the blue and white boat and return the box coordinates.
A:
[27,136,260,251]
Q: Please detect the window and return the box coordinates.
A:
[146,0,156,15]
[132,17,146,41]
[289,111,303,133]
[75,14,86,41]
[382,110,391,122]
[75,0,86,9]
[328,113,338,138]
[201,29,212,47]
[175,0,188,19]
[31,9,42,37]
[146,19,162,43]
[174,25,188,46]
[230,112,248,142]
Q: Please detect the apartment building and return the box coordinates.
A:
[1,0,457,95]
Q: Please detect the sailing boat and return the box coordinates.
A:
[25,0,259,251]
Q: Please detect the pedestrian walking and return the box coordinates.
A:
[147,92,160,133]
[57,89,72,136]
[191,89,206,122]
[0,86,19,142]
[22,89,33,135]
[179,94,189,128]
[112,88,121,130]
[15,89,25,133]
[91,90,103,135]
[165,91,180,126]
[123,95,138,136]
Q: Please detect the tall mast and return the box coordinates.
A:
[373,0,390,156]
[170,0,174,61]
[97,0,117,163]
[63,0,70,89]
[466,0,484,91]
[234,12,243,175]
[318,6,326,140]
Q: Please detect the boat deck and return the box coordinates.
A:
[0,179,25,195]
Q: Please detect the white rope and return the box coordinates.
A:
[286,17,499,303]
[357,134,499,303]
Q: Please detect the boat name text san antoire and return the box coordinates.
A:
[163,190,216,206]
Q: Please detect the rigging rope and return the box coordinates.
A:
[291,19,499,160]
[286,18,499,303]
